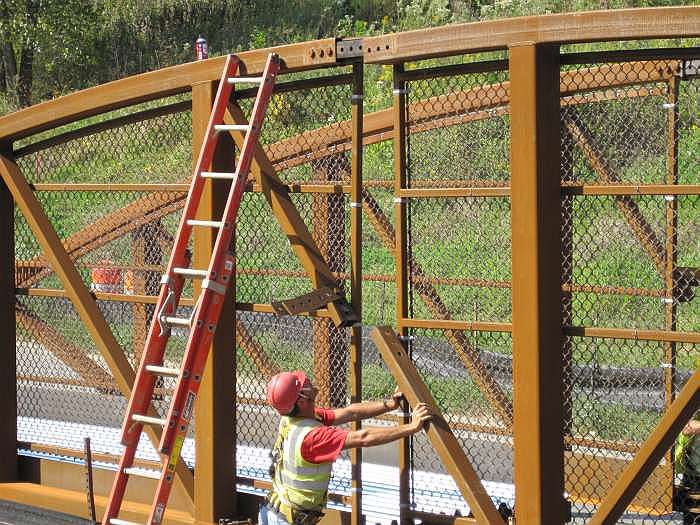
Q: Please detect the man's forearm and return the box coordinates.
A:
[343,399,395,421]
[344,423,417,449]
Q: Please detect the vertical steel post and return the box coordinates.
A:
[192,80,237,521]
[0,142,17,482]
[509,43,566,524]
[349,61,364,525]
[392,63,411,525]
[664,74,679,406]
[131,222,162,364]
[664,73,679,496]
[311,154,346,408]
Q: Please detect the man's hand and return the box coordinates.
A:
[410,403,432,432]
[384,386,404,411]
[683,419,700,436]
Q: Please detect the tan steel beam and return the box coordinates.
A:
[0,482,195,524]
[509,43,566,524]
[192,81,237,521]
[0,39,338,142]
[0,158,16,482]
[662,74,680,495]
[224,103,356,328]
[370,326,505,525]
[363,7,700,63]
[349,61,364,525]
[0,154,195,509]
[562,184,700,196]
[589,368,700,525]
[564,325,700,344]
[391,64,412,525]
[564,113,667,276]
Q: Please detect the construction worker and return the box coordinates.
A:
[260,370,432,525]
[676,411,700,525]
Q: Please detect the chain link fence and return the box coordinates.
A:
[560,56,699,524]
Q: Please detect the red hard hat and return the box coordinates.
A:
[266,371,308,415]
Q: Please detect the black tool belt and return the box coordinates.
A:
[291,509,324,525]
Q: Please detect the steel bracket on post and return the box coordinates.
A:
[271,286,345,316]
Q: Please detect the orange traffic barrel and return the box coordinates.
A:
[91,260,122,293]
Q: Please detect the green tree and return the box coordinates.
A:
[0,0,102,107]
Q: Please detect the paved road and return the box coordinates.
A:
[0,501,91,525]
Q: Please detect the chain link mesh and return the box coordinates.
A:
[407,69,510,187]
[561,56,699,524]
[7,52,698,524]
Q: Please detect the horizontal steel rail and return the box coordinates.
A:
[362,7,700,63]
[0,39,339,141]
[13,100,192,158]
[564,325,700,344]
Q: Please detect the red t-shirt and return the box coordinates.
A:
[299,408,349,464]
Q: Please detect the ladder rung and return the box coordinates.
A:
[187,219,223,228]
[227,76,263,84]
[173,267,208,278]
[110,519,143,525]
[124,467,162,480]
[214,124,249,132]
[163,315,191,327]
[132,414,166,426]
[200,171,237,180]
[145,364,180,377]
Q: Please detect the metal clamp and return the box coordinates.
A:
[350,94,363,102]
[157,287,176,336]
[664,195,675,202]
[662,102,676,109]
[393,87,408,95]
[202,278,227,296]
[394,196,405,204]
[350,201,362,208]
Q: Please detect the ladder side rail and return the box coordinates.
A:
[119,274,186,445]
[103,54,241,525]
[157,53,280,453]
[101,441,138,524]
[148,253,236,525]
[118,55,240,444]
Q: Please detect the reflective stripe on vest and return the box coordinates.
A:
[270,416,333,514]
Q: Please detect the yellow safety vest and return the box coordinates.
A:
[268,416,333,523]
[676,432,700,476]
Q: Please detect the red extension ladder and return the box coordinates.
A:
[102,53,280,525]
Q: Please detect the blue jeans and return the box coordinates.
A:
[258,503,290,525]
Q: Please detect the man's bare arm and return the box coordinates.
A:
[343,403,432,449]
[332,387,403,425]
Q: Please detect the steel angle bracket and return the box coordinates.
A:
[271,287,340,315]
[271,286,341,315]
